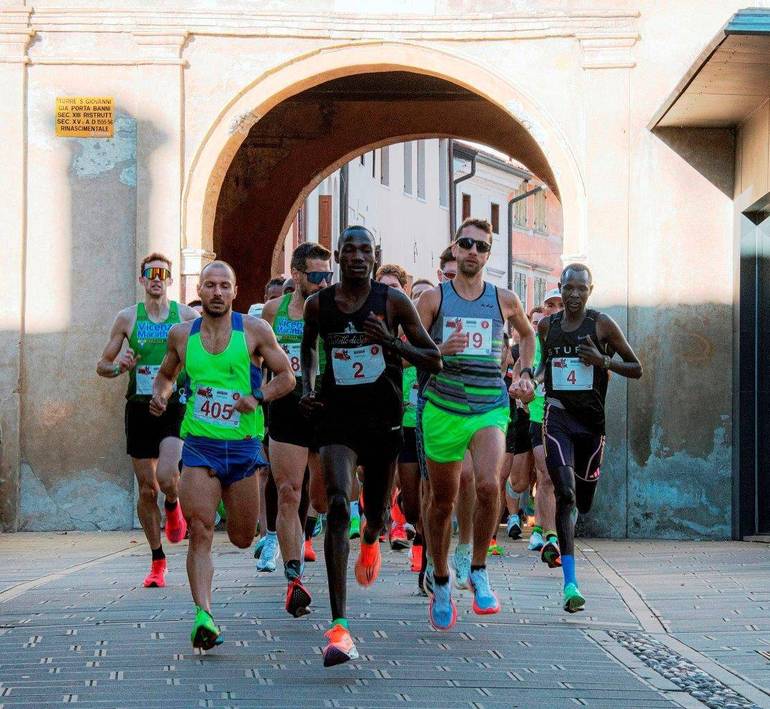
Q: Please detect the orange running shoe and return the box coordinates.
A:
[143,558,167,588]
[410,544,423,573]
[303,538,316,562]
[285,577,312,617]
[354,540,381,587]
[323,624,359,667]
[389,522,410,550]
[165,501,187,544]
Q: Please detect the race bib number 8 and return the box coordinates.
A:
[281,343,320,377]
[332,345,385,386]
[443,317,492,356]
[193,387,241,428]
[136,364,176,396]
[551,358,594,391]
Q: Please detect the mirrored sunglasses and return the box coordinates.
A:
[143,267,171,281]
[303,271,333,285]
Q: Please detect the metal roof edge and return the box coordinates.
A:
[725,7,770,35]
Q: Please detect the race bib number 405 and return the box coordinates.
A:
[193,387,241,428]
[442,317,492,356]
[551,358,593,391]
[332,345,385,386]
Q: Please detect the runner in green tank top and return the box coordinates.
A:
[151,260,295,650]
[258,242,332,617]
[97,253,199,589]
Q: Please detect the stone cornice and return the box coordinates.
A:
[0,7,34,64]
[578,33,638,69]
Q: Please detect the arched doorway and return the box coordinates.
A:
[182,42,586,307]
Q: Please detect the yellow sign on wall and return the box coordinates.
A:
[55,97,114,138]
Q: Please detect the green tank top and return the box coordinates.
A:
[528,337,545,424]
[402,366,418,428]
[181,312,264,441]
[127,301,182,401]
[272,293,325,392]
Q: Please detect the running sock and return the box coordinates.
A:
[433,575,449,586]
[545,529,558,541]
[455,543,471,557]
[304,515,317,541]
[284,559,302,581]
[470,565,485,573]
[151,545,165,561]
[532,525,543,535]
[350,501,360,518]
[266,529,277,538]
[413,532,423,547]
[164,498,179,511]
[561,554,577,588]
[331,617,349,629]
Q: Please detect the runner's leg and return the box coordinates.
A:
[468,427,506,567]
[456,452,475,545]
[269,438,309,567]
[533,445,556,533]
[132,458,162,550]
[426,460,463,578]
[221,473,260,549]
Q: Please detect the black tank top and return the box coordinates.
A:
[318,281,403,427]
[543,309,610,433]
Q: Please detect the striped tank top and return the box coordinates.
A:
[425,281,507,415]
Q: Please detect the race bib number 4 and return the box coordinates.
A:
[136,364,176,396]
[281,343,320,377]
[551,358,594,391]
[193,387,241,428]
[332,345,385,386]
[442,317,492,356]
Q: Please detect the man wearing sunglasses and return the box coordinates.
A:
[416,218,536,630]
[258,242,333,617]
[97,253,200,589]
[300,225,441,667]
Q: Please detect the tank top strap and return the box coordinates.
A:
[190,317,202,335]
[169,300,179,320]
[136,302,147,319]
[232,311,244,331]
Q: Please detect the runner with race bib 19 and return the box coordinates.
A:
[537,263,642,613]
[300,226,441,667]
[150,260,295,650]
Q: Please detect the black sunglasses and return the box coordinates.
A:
[302,270,333,285]
[456,236,491,253]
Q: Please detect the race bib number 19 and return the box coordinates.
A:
[332,345,385,386]
[442,317,493,356]
[193,387,241,428]
[551,358,593,391]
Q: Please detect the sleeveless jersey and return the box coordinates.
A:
[425,281,507,416]
[318,281,402,427]
[126,301,182,402]
[543,309,609,433]
[528,337,546,424]
[271,293,326,394]
[181,312,265,441]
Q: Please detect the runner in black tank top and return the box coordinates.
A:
[536,264,642,615]
[299,226,441,668]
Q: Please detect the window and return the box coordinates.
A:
[534,277,546,308]
[490,203,500,234]
[514,187,527,227]
[534,189,547,231]
[462,193,471,220]
[514,272,528,311]
[380,146,389,186]
[438,139,448,207]
[416,140,426,199]
[403,142,413,195]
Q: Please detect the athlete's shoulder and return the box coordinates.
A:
[113,304,138,331]
[260,295,283,320]
[177,303,200,321]
[168,319,193,346]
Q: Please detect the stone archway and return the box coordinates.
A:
[182,41,586,305]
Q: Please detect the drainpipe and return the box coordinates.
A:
[507,184,544,291]
[449,140,477,239]
[339,162,349,232]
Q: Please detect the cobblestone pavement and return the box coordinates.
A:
[0,532,767,708]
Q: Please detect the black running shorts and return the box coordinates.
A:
[506,407,532,455]
[124,400,184,460]
[316,411,403,468]
[268,393,318,451]
[543,404,604,482]
[399,426,418,464]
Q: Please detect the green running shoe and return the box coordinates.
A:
[191,606,223,649]
[349,515,361,539]
[563,583,585,613]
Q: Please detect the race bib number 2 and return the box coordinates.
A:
[551,358,593,391]
[442,317,492,356]
[193,387,241,428]
[332,345,385,386]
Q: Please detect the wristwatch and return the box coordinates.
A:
[520,367,534,379]
[252,388,265,402]
[602,355,611,369]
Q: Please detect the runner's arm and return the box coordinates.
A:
[502,289,535,371]
[259,297,280,327]
[534,318,549,383]
[578,314,642,379]
[373,289,441,373]
[249,317,295,402]
[300,294,321,398]
[150,325,184,415]
[96,310,134,378]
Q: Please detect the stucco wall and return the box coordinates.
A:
[1,1,751,536]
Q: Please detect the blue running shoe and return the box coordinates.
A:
[452,544,471,590]
[253,535,266,559]
[469,568,500,615]
[507,514,522,539]
[527,530,544,552]
[429,580,457,630]
[256,532,278,572]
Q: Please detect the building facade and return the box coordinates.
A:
[0,2,764,540]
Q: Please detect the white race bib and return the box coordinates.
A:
[281,343,320,377]
[331,345,385,386]
[135,365,176,396]
[551,358,594,391]
[193,387,241,428]
[408,383,419,407]
[442,317,493,356]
